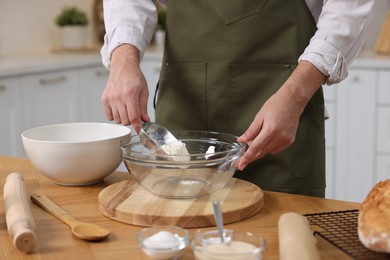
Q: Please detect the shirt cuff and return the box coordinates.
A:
[101,25,148,69]
[298,39,349,85]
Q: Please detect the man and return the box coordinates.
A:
[101,0,374,197]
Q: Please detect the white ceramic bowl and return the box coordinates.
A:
[22,122,131,186]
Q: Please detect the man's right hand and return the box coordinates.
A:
[102,44,150,133]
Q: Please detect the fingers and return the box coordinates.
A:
[110,88,146,133]
[102,87,136,126]
[236,116,263,170]
[236,114,297,171]
[237,130,269,171]
[270,144,289,155]
[237,114,266,170]
[102,98,114,121]
[237,128,295,171]
[237,115,263,143]
[139,87,151,123]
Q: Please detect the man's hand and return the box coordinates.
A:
[102,44,150,133]
[236,61,327,170]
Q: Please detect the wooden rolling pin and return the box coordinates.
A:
[3,172,37,253]
[278,212,320,260]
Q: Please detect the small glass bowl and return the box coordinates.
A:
[190,229,266,260]
[137,226,189,260]
[120,131,246,199]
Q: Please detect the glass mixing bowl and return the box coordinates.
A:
[120,131,246,199]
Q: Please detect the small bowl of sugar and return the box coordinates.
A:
[137,226,189,260]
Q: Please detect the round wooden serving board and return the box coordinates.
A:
[98,178,264,228]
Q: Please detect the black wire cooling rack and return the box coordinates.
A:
[304,209,390,260]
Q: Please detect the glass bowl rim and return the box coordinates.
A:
[119,130,247,162]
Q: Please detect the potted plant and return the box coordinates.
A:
[155,5,166,48]
[55,6,89,49]
[157,8,166,31]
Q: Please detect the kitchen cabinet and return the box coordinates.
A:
[18,70,79,157]
[79,65,110,123]
[375,69,390,183]
[324,67,390,202]
[20,70,79,131]
[0,77,21,156]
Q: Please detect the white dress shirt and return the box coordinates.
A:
[101,0,374,85]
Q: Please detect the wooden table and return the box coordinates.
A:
[0,156,359,259]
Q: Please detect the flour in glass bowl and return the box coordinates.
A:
[160,140,190,161]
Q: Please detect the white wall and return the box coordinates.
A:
[0,0,97,54]
[0,0,389,54]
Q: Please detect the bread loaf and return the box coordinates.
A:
[358,179,390,253]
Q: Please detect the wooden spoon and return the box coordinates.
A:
[31,194,110,241]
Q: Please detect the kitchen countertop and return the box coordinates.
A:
[0,48,389,79]
[0,52,103,78]
[0,156,360,259]
[0,46,164,78]
[351,50,390,69]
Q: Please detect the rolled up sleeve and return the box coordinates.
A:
[299,0,375,85]
[101,0,158,68]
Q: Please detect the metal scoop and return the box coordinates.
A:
[139,122,179,154]
[213,200,225,243]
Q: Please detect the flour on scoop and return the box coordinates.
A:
[160,140,190,161]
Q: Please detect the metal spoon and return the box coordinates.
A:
[31,194,110,241]
[212,200,225,243]
[139,122,179,154]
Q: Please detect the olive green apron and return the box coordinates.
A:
[155,0,326,197]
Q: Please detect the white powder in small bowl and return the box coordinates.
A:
[142,231,185,259]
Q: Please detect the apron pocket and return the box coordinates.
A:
[207,0,269,24]
[156,62,207,130]
[228,63,292,134]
